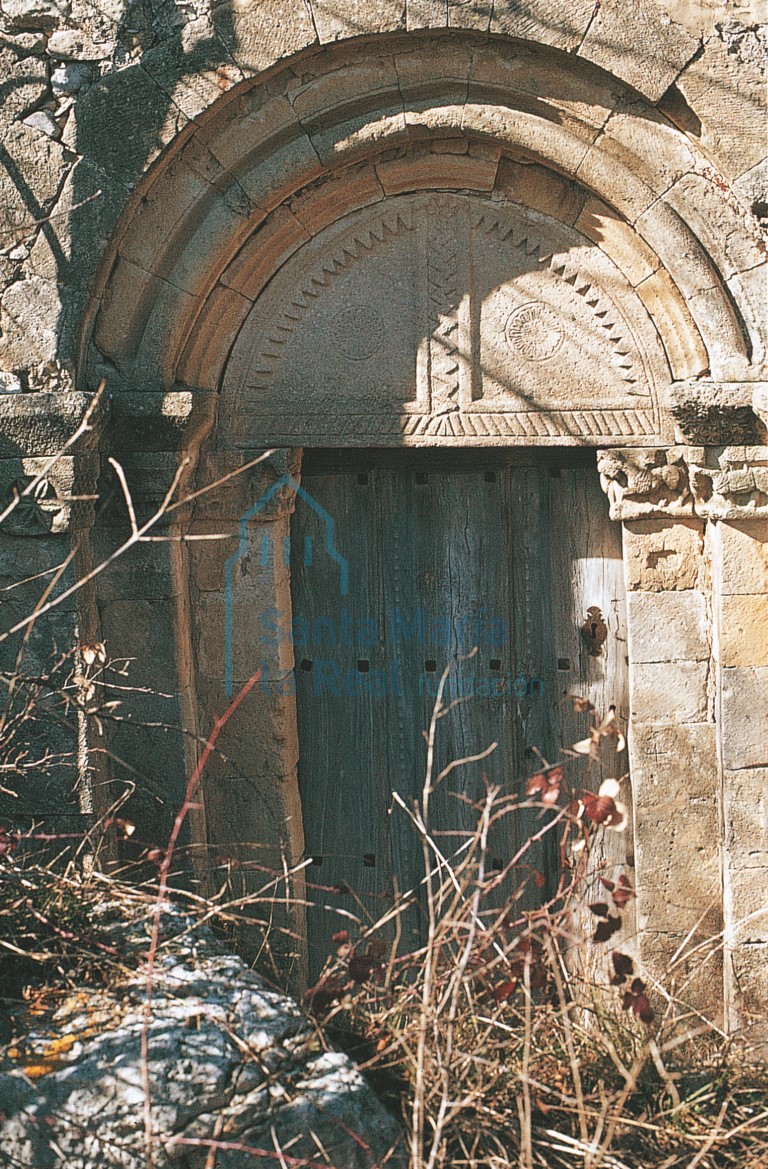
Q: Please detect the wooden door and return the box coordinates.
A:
[291,451,628,977]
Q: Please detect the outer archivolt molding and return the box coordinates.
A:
[83,36,763,412]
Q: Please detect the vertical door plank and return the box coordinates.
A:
[385,466,518,937]
[505,464,560,906]
[547,467,634,954]
[292,469,391,974]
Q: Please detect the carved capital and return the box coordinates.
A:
[0,453,100,536]
[597,447,694,520]
[0,391,104,458]
[689,446,768,520]
[598,445,768,521]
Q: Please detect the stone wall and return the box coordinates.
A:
[0,0,766,1036]
[1,0,765,381]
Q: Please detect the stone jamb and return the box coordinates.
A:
[599,442,768,1037]
[184,445,309,991]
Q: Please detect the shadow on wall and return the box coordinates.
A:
[3,1,761,385]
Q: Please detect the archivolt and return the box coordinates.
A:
[82,33,764,402]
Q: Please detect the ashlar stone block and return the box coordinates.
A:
[720,666,768,770]
[622,519,704,592]
[448,0,492,31]
[729,944,768,1038]
[469,41,620,131]
[494,159,586,226]
[634,802,721,933]
[664,171,766,281]
[728,867,768,933]
[629,720,721,1013]
[634,267,709,381]
[394,39,472,102]
[0,121,70,234]
[578,0,699,102]
[311,0,406,39]
[377,151,498,194]
[72,65,188,185]
[212,0,317,75]
[0,276,61,368]
[628,589,709,663]
[675,27,768,180]
[491,0,595,52]
[718,594,768,668]
[630,660,708,723]
[407,1,449,30]
[724,768,768,867]
[631,720,716,798]
[575,197,660,287]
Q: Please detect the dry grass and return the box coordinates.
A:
[1,821,767,1169]
[1,658,766,1169]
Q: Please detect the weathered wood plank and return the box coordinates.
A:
[292,467,391,973]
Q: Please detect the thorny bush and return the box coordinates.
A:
[1,642,767,1167]
[299,692,768,1169]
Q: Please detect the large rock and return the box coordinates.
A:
[0,906,406,1169]
[0,0,68,30]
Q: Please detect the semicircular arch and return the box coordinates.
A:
[83,32,765,441]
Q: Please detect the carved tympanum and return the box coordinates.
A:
[221,193,669,447]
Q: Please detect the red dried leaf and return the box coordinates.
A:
[599,877,616,893]
[612,875,635,908]
[305,978,343,1014]
[633,994,654,1024]
[532,869,546,889]
[348,955,373,984]
[611,952,634,983]
[492,980,518,1004]
[0,828,18,857]
[215,854,242,869]
[589,901,610,918]
[619,973,654,1025]
[526,766,563,805]
[332,929,350,945]
[145,848,165,867]
[529,962,548,990]
[367,938,386,962]
[581,792,617,824]
[593,915,622,944]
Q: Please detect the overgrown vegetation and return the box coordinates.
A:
[1,454,767,1168]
